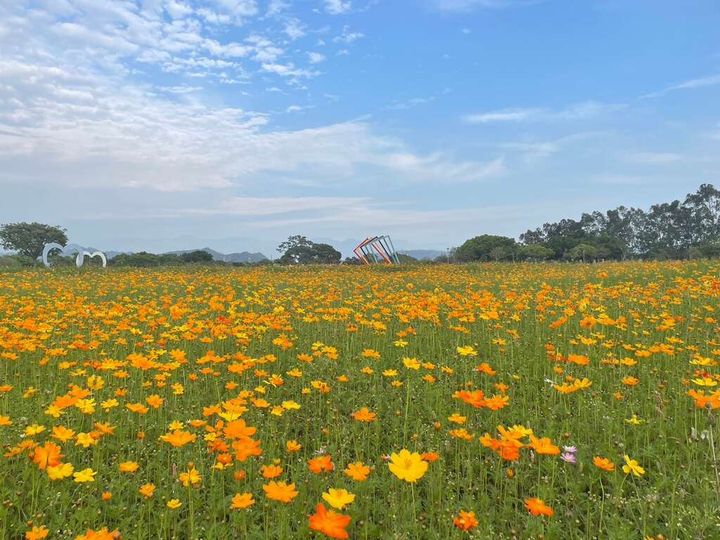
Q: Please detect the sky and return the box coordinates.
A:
[1,0,719,257]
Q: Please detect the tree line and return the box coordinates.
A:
[3,183,719,267]
[453,183,720,262]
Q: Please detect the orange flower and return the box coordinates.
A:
[261,464,283,479]
[230,492,255,510]
[344,461,371,481]
[146,394,164,408]
[525,497,554,517]
[118,461,139,473]
[453,510,479,531]
[593,456,615,472]
[232,437,263,462]
[351,407,377,422]
[25,526,49,540]
[263,481,298,503]
[308,503,351,539]
[159,430,196,447]
[74,527,119,539]
[421,452,440,462]
[139,483,156,498]
[31,442,64,470]
[223,419,257,440]
[286,440,302,453]
[308,455,335,474]
[529,436,560,456]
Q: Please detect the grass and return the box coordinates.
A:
[0,261,719,539]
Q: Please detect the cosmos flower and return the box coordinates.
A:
[525,498,554,517]
[622,455,645,477]
[321,488,355,509]
[230,492,255,510]
[263,481,299,503]
[309,503,351,540]
[308,455,335,474]
[388,449,429,483]
[73,468,96,483]
[344,462,371,481]
[593,456,615,472]
[453,510,479,531]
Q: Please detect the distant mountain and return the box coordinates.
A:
[398,250,445,261]
[165,247,268,263]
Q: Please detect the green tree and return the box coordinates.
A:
[277,236,341,264]
[518,244,554,261]
[180,250,214,263]
[454,235,516,262]
[0,222,68,259]
[566,243,598,262]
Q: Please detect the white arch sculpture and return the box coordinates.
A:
[42,243,107,268]
[76,251,107,268]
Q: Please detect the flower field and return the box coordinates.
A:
[1,262,720,539]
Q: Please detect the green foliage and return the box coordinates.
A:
[518,244,554,261]
[518,184,720,261]
[455,235,516,262]
[179,250,214,263]
[110,251,219,267]
[277,236,342,264]
[0,222,68,259]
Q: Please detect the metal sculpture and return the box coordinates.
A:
[42,243,107,268]
[353,235,400,264]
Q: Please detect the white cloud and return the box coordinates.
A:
[0,55,500,191]
[190,196,369,216]
[266,0,289,16]
[463,101,625,124]
[324,0,352,15]
[432,0,541,11]
[308,51,326,64]
[644,73,720,98]
[333,25,364,43]
[261,62,318,78]
[283,19,305,40]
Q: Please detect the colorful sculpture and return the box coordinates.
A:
[353,236,400,264]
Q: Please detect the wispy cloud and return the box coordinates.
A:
[643,74,720,98]
[431,0,543,12]
[463,101,625,124]
[324,0,352,15]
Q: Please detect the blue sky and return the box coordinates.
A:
[1,0,719,256]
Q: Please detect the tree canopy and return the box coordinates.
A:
[277,236,342,265]
[0,222,68,259]
[453,184,720,262]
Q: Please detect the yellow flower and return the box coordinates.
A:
[456,345,478,357]
[73,468,96,483]
[286,440,302,453]
[388,449,429,483]
[119,461,139,473]
[321,488,356,509]
[75,432,99,448]
[166,499,182,509]
[24,424,45,436]
[179,465,202,487]
[622,455,645,477]
[47,462,74,480]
